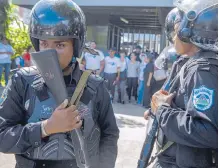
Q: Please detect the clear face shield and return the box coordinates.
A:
[154,45,178,70]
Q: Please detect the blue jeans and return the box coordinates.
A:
[0,63,11,85]
[137,80,144,104]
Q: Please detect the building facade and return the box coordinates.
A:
[13,0,173,54]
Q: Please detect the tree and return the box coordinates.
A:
[0,0,9,35]
[4,3,32,59]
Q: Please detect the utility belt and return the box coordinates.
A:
[15,155,77,168]
[35,159,77,168]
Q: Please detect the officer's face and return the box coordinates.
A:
[39,39,73,69]
[173,24,193,55]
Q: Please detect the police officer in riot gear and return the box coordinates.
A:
[141,6,188,166]
[155,7,188,89]
[151,0,218,167]
[151,7,187,96]
[0,0,119,168]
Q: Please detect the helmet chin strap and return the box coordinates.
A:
[62,56,76,74]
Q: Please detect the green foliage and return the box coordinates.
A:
[4,4,32,59]
[2,0,11,33]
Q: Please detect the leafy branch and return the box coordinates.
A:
[3,3,32,59]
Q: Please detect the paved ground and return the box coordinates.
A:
[114,102,147,168]
[0,85,149,168]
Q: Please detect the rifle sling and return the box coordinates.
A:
[69,70,92,106]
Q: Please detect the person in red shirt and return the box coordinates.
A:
[23,46,32,67]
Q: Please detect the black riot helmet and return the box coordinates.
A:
[165,8,183,44]
[174,0,218,52]
[29,0,86,58]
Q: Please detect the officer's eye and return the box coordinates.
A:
[56,43,65,49]
[40,42,48,48]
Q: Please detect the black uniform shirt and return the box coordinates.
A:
[0,62,119,168]
[156,51,218,167]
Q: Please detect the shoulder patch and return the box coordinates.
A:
[192,86,214,111]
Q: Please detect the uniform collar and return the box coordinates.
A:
[191,50,216,60]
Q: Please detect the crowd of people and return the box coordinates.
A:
[0,35,165,107]
[81,41,166,108]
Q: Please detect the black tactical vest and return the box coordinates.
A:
[15,67,104,168]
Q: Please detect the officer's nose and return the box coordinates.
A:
[46,43,56,50]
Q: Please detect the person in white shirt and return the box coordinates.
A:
[82,41,105,75]
[104,47,121,101]
[117,50,129,104]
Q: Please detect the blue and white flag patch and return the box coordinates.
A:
[193,86,214,111]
